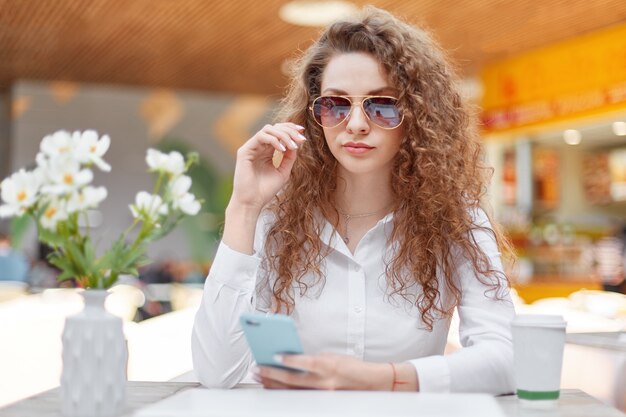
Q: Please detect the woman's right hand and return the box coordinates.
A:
[229,122,306,212]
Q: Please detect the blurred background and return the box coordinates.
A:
[0,0,625,410]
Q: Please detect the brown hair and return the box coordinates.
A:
[263,7,512,329]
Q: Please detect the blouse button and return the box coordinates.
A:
[353,264,361,272]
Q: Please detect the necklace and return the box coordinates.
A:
[337,205,390,244]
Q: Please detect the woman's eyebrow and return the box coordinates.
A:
[368,87,398,95]
[322,88,348,94]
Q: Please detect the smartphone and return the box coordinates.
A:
[239,313,307,373]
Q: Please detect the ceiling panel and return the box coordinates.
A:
[1,0,626,95]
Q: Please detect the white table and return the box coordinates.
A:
[0,382,624,417]
[563,331,626,411]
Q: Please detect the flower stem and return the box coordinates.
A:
[153,172,165,196]
[83,210,91,240]
[121,218,140,240]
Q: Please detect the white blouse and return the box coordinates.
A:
[191,208,516,394]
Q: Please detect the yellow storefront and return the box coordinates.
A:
[480,23,626,302]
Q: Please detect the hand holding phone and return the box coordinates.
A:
[239,313,308,373]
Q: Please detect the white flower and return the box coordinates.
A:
[66,186,107,213]
[170,175,201,215]
[171,175,192,196]
[40,130,77,160]
[0,169,41,217]
[41,159,93,195]
[35,152,48,170]
[34,152,52,184]
[146,149,185,176]
[130,191,168,222]
[40,199,69,231]
[176,193,201,215]
[73,130,112,172]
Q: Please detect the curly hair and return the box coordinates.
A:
[262,7,512,329]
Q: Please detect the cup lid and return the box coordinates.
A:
[512,314,567,329]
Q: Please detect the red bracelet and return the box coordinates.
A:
[389,362,408,391]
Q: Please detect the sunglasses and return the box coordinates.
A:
[309,95,404,129]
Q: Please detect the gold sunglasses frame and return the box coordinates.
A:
[309,95,404,130]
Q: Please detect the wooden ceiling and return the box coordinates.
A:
[2,0,626,96]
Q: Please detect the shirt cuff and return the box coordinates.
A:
[409,355,451,392]
[209,241,262,292]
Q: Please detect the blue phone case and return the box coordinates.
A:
[239,313,305,372]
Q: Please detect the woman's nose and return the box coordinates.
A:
[345,104,370,134]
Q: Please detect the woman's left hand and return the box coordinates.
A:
[252,352,393,391]
[255,353,392,390]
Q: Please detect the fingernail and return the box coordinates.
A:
[298,134,307,141]
[289,140,298,149]
[279,143,287,152]
[273,354,284,364]
[295,125,305,131]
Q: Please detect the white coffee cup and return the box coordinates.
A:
[511,314,567,408]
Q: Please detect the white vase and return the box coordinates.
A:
[61,289,127,417]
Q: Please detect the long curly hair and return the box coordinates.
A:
[263,7,512,329]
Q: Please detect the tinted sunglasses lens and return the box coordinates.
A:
[313,96,352,127]
[363,97,402,128]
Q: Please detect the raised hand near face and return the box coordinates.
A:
[230,122,306,211]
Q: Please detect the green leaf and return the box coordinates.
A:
[64,241,89,276]
[37,226,66,247]
[10,214,33,249]
[48,255,78,279]
[83,240,96,273]
[98,235,149,282]
[56,269,76,282]
[48,254,70,270]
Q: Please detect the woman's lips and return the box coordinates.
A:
[343,142,374,154]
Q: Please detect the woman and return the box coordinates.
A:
[192,7,515,394]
